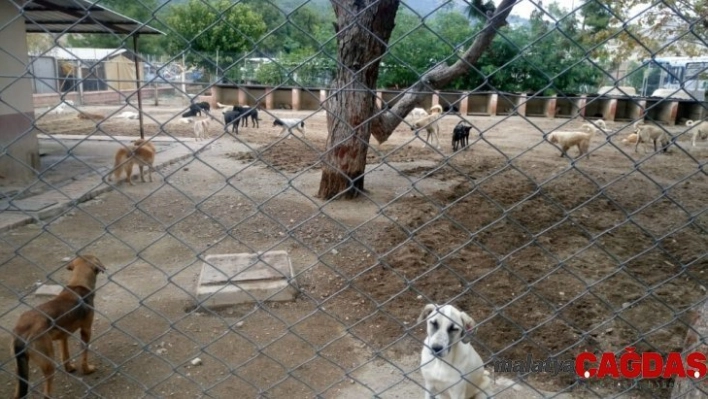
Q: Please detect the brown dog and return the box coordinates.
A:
[108,138,156,185]
[11,255,106,398]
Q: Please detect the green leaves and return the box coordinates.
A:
[165,0,266,55]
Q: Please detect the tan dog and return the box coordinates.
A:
[108,139,156,185]
[622,133,638,144]
[11,255,106,399]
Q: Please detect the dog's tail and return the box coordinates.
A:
[13,337,29,398]
[111,148,130,181]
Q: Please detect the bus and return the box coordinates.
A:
[640,56,708,100]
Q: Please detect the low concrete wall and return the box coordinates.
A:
[212,84,706,125]
[33,86,176,107]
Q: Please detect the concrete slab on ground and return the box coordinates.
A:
[196,251,298,308]
[0,199,58,212]
[35,284,63,297]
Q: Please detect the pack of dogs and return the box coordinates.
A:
[10,259,491,399]
[410,104,474,152]
[12,101,708,399]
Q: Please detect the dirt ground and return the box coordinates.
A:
[0,101,706,398]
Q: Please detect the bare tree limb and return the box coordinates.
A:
[371,0,517,144]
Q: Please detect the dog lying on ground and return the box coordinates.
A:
[273,118,306,138]
[181,103,203,118]
[108,139,156,185]
[195,101,211,113]
[193,118,210,141]
[452,121,473,152]
[633,121,670,153]
[411,105,443,149]
[12,255,106,399]
[686,119,708,147]
[418,304,490,399]
[77,111,105,121]
[116,111,139,120]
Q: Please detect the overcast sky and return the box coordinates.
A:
[507,0,647,20]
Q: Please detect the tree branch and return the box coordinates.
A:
[371,0,516,144]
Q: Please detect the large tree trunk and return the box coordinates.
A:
[318,0,517,200]
[318,0,400,200]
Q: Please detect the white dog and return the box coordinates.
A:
[418,304,490,399]
[193,118,210,141]
[686,120,708,147]
[409,107,429,120]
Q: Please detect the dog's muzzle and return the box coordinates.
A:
[431,344,446,357]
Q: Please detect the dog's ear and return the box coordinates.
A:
[460,311,476,344]
[417,304,437,324]
[80,255,107,274]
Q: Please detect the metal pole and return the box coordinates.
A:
[76,61,83,105]
[181,53,187,97]
[133,34,145,139]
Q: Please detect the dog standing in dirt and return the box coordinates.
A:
[418,303,490,399]
[11,255,106,399]
[108,139,156,185]
[452,121,473,152]
[193,118,211,141]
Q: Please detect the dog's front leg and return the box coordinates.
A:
[59,337,76,373]
[423,382,437,399]
[79,326,96,374]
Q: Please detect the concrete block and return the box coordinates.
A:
[0,199,58,212]
[35,284,63,297]
[196,251,298,308]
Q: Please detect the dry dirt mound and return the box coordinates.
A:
[324,154,707,396]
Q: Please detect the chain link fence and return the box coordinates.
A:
[1,0,707,397]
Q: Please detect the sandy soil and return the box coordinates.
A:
[0,102,706,398]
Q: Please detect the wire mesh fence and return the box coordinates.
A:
[0,0,707,397]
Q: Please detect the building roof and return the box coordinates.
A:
[45,47,127,61]
[18,0,163,35]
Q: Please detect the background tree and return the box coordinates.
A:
[378,11,440,88]
[26,34,58,55]
[580,0,612,34]
[465,0,497,22]
[317,0,517,199]
[240,0,333,57]
[67,0,165,56]
[164,0,267,75]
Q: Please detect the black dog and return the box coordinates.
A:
[232,105,259,128]
[223,110,243,134]
[182,103,203,118]
[196,101,211,112]
[442,105,460,114]
[452,121,473,151]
